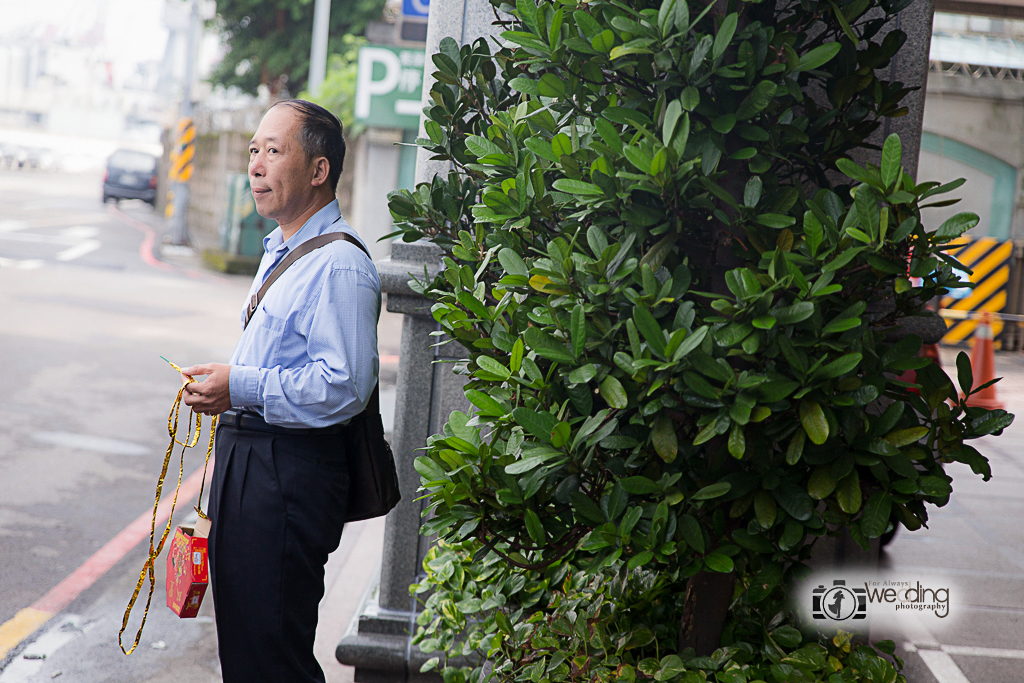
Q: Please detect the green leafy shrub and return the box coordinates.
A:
[387,0,1015,680]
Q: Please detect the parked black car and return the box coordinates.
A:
[103,149,158,206]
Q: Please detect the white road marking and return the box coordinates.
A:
[0,220,27,233]
[58,226,99,239]
[0,616,86,682]
[55,239,101,261]
[916,649,972,683]
[0,258,44,270]
[32,431,149,456]
[942,645,1024,659]
[902,614,973,682]
[0,224,102,263]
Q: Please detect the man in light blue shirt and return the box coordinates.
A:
[181,99,379,683]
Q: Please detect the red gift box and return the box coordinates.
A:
[166,517,210,618]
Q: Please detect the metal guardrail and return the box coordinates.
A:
[939,309,1024,322]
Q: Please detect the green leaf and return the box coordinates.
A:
[861,491,892,538]
[512,407,559,442]
[744,177,762,208]
[728,422,745,458]
[799,401,829,445]
[663,99,683,147]
[466,389,507,417]
[510,338,524,373]
[774,301,815,325]
[918,475,952,497]
[886,426,929,448]
[551,132,573,157]
[465,135,504,159]
[524,326,575,364]
[713,13,738,61]
[956,350,973,395]
[817,352,862,380]
[754,491,777,528]
[795,42,842,71]
[570,491,606,525]
[552,178,603,195]
[414,456,447,482]
[524,137,560,163]
[621,476,662,494]
[673,326,708,361]
[525,509,546,543]
[774,482,813,521]
[836,471,862,514]
[754,213,796,228]
[652,415,678,463]
[936,212,979,239]
[786,428,805,465]
[476,355,511,381]
[498,248,528,276]
[692,482,731,501]
[600,375,629,409]
[591,29,615,54]
[571,304,586,358]
[704,553,734,573]
[627,550,655,570]
[808,467,837,500]
[633,305,667,357]
[679,514,705,553]
[881,134,902,188]
[567,363,596,385]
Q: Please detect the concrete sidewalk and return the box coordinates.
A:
[882,348,1024,683]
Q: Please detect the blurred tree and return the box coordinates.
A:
[209,0,386,96]
[299,34,365,132]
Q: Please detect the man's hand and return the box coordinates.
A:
[181,363,232,416]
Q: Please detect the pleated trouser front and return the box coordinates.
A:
[208,423,350,683]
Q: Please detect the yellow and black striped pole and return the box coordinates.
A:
[166,117,196,243]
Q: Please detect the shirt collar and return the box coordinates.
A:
[263,200,343,256]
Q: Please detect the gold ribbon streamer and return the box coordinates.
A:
[118,375,217,655]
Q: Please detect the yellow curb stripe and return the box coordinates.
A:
[0,607,54,660]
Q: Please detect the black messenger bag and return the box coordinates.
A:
[241,230,402,523]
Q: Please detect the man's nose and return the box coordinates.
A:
[249,153,264,177]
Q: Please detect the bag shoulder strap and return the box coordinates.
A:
[244,231,370,329]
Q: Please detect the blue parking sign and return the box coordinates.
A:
[403,0,429,17]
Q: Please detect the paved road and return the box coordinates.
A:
[0,169,400,682]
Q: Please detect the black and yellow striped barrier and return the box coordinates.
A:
[168,118,196,184]
[940,237,1013,347]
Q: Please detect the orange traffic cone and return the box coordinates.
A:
[964,311,1004,410]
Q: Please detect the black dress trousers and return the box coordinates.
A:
[208,422,350,683]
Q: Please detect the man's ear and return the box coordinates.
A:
[311,157,330,187]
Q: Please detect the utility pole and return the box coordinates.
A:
[166,0,201,246]
[308,0,332,96]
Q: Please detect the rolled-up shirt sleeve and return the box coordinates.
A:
[229,263,380,428]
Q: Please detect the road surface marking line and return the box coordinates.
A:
[0,610,52,661]
[942,644,1024,659]
[916,650,971,683]
[901,613,971,682]
[55,239,101,262]
[0,615,85,682]
[0,461,212,661]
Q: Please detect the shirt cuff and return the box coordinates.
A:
[229,365,262,408]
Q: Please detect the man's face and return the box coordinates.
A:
[248,106,317,224]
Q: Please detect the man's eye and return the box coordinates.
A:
[268,148,277,154]
[249,148,257,154]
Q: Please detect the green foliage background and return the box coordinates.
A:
[384,0,1016,681]
[208,0,383,95]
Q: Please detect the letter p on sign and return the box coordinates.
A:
[355,48,402,120]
